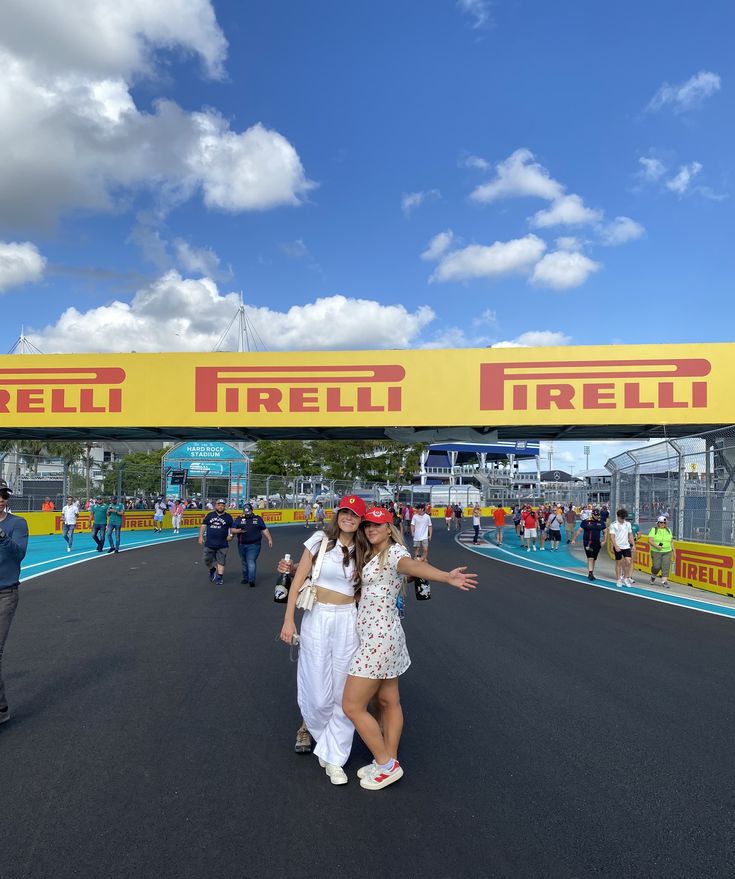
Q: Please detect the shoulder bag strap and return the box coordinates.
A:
[312,535,330,581]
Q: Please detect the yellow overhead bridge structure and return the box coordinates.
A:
[0,343,731,442]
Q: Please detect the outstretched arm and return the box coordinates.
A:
[397,557,477,591]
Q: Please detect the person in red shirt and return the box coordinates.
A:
[444,505,453,531]
[521,507,538,552]
[493,505,506,545]
[41,497,55,511]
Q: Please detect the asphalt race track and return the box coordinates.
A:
[3,524,735,879]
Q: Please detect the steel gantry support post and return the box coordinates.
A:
[670,440,685,538]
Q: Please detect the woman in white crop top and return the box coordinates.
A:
[280,495,368,786]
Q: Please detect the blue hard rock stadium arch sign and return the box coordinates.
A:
[162,441,249,504]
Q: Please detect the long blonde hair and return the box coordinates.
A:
[360,522,407,589]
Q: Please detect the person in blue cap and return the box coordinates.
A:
[230,503,273,587]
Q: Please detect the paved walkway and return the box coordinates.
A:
[4,525,735,878]
[457,523,735,620]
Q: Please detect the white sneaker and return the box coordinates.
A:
[617,578,624,587]
[532,546,537,552]
[625,577,635,586]
[359,760,403,790]
[324,763,348,785]
[662,578,669,588]
[66,546,71,552]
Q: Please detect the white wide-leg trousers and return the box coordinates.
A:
[297,601,359,767]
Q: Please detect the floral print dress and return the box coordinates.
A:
[349,543,411,679]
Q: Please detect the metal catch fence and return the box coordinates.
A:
[606,425,735,546]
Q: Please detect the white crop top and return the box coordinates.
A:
[304,531,357,596]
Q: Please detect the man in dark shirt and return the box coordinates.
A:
[90,497,109,552]
[230,504,273,587]
[198,499,233,586]
[573,509,607,581]
[0,479,29,725]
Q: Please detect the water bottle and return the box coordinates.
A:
[396,593,406,619]
[274,553,291,603]
[414,577,431,601]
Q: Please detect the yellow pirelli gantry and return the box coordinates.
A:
[0,342,732,442]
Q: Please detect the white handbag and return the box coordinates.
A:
[295,535,329,611]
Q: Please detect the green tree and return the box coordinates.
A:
[102,449,167,497]
[45,441,85,466]
[251,440,315,478]
[17,441,46,474]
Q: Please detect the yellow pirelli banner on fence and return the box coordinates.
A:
[633,536,735,598]
[0,343,732,432]
[24,508,324,536]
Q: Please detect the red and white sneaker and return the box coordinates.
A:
[359,760,403,790]
[357,761,377,779]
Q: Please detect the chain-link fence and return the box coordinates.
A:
[0,449,402,512]
[2,447,611,513]
[606,425,735,546]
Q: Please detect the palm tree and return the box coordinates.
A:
[17,441,46,475]
[46,442,85,496]
[0,440,15,482]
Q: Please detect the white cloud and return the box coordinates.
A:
[473,308,497,326]
[637,155,724,201]
[192,119,314,212]
[530,251,601,290]
[530,194,603,228]
[646,70,721,113]
[420,230,454,261]
[0,0,228,81]
[491,330,572,348]
[462,154,491,171]
[173,239,221,276]
[430,234,547,283]
[599,216,645,246]
[638,156,666,181]
[470,149,563,203]
[666,162,703,195]
[555,236,582,251]
[419,327,492,349]
[457,0,492,29]
[26,271,437,352]
[279,239,309,259]
[0,8,312,229]
[0,241,46,293]
[401,189,441,217]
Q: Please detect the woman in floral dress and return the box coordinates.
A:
[342,506,476,790]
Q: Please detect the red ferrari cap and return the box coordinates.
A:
[335,495,366,518]
[363,506,391,523]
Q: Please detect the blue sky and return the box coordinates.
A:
[0,0,732,468]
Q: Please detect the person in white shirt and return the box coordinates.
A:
[61,496,79,552]
[302,500,312,528]
[609,508,636,587]
[471,504,482,544]
[279,495,367,786]
[410,504,433,561]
